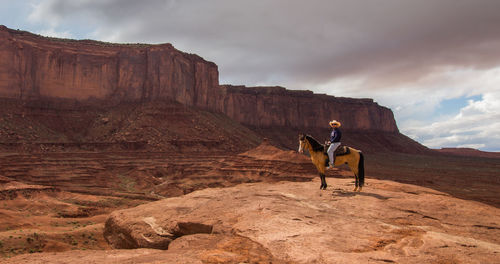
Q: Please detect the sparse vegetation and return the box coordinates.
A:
[118,174,137,192]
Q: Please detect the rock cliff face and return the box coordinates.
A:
[218,85,398,132]
[0,25,397,135]
[0,25,219,109]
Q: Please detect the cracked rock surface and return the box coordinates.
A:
[98,178,500,263]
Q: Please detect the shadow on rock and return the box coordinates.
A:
[331,188,391,200]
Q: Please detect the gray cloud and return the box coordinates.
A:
[29,0,500,88]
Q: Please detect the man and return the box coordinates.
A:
[327,120,342,168]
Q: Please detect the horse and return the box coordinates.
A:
[298,134,365,191]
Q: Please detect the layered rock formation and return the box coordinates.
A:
[0,25,219,109]
[0,142,317,257]
[0,25,398,136]
[436,148,500,159]
[217,85,398,132]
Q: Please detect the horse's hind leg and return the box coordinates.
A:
[347,160,358,192]
[353,173,359,192]
[347,161,361,192]
[356,173,362,192]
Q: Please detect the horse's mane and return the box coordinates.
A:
[305,135,325,152]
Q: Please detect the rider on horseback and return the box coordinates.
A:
[327,120,342,169]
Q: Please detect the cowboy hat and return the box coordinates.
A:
[329,120,341,127]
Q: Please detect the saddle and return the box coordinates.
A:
[323,145,350,166]
[335,145,351,156]
[323,145,350,156]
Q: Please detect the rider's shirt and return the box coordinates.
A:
[330,128,342,143]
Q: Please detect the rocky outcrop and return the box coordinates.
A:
[436,148,500,158]
[102,179,500,263]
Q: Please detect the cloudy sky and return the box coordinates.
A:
[2,0,500,151]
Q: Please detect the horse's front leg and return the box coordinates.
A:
[319,173,324,189]
[320,173,327,190]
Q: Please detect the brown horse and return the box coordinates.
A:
[298,134,364,191]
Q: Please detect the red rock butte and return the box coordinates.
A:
[0,25,402,139]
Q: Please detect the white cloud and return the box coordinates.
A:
[36,28,72,38]
[28,0,62,28]
[401,87,500,151]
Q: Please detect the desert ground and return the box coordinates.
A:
[0,141,499,263]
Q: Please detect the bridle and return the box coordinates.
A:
[298,135,308,154]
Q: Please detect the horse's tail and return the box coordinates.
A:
[358,151,365,187]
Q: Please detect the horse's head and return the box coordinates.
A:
[298,133,307,153]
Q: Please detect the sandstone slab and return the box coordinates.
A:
[101,178,500,263]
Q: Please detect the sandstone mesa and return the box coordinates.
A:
[0,25,396,133]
